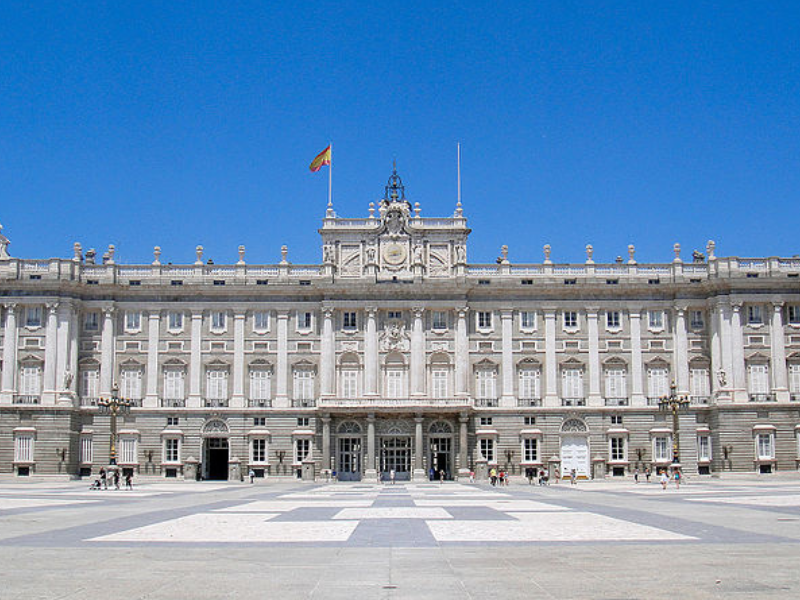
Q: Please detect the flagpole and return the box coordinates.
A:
[456,142,463,215]
[328,141,333,210]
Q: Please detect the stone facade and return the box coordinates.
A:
[1,170,800,481]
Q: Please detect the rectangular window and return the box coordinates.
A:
[80,435,93,464]
[518,368,540,400]
[19,365,42,397]
[84,311,99,331]
[520,311,536,330]
[342,312,357,330]
[14,435,34,463]
[523,438,538,462]
[167,417,179,426]
[298,311,313,330]
[386,369,404,398]
[611,415,623,425]
[476,369,497,400]
[563,311,578,329]
[80,369,99,401]
[788,305,800,325]
[293,370,314,401]
[480,438,495,463]
[120,369,143,401]
[605,368,627,399]
[211,311,226,331]
[697,435,711,461]
[562,368,583,400]
[690,368,710,400]
[653,436,671,461]
[748,364,769,395]
[748,305,763,325]
[125,311,141,332]
[253,417,266,426]
[647,367,669,399]
[341,369,359,398]
[254,311,269,332]
[25,306,42,328]
[606,311,620,330]
[479,417,493,426]
[120,437,137,464]
[432,311,447,330]
[206,370,228,400]
[252,438,267,463]
[168,311,183,332]
[690,311,704,329]
[164,438,180,463]
[789,364,800,396]
[297,417,310,427]
[250,369,271,401]
[295,438,311,464]
[164,369,185,400]
[757,433,774,459]
[477,311,492,330]
[648,310,664,330]
[524,416,536,425]
[387,311,402,320]
[431,368,448,398]
[610,437,626,462]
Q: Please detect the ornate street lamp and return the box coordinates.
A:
[658,382,690,465]
[97,383,132,466]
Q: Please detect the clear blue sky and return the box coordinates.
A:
[1,2,799,265]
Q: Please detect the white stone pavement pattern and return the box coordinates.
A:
[1,476,800,598]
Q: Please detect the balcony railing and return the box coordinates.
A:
[317,397,472,408]
[292,399,316,408]
[517,398,542,407]
[80,397,99,406]
[248,399,272,407]
[13,395,40,405]
[605,397,629,406]
[562,398,586,407]
[205,399,229,408]
[749,393,776,402]
[690,396,710,405]
[475,398,498,407]
[161,399,186,408]
[647,397,662,406]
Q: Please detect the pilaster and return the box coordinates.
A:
[410,307,425,396]
[500,308,515,406]
[730,302,747,401]
[586,308,602,406]
[188,310,203,408]
[455,307,469,397]
[673,307,690,395]
[364,307,378,396]
[0,303,18,403]
[274,311,289,407]
[320,306,336,397]
[41,302,59,405]
[231,310,246,408]
[629,310,645,406]
[771,302,789,401]
[543,309,558,407]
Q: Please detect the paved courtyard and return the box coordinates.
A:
[1,476,799,598]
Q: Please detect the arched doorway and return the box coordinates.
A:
[428,420,454,480]
[336,421,362,482]
[560,418,590,479]
[202,419,230,480]
[379,422,412,481]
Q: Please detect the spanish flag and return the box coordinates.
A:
[309,145,331,172]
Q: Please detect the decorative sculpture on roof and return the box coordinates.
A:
[0,224,10,259]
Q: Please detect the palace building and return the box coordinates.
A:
[1,169,800,481]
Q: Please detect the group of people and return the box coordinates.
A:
[488,468,511,486]
[525,468,551,486]
[632,466,684,489]
[90,467,133,490]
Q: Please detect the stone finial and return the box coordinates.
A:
[195,245,204,265]
[673,243,682,263]
[585,244,594,264]
[153,246,161,266]
[706,239,716,260]
[280,245,289,265]
[368,202,375,219]
[500,245,509,264]
[107,244,115,265]
[414,202,421,218]
[0,223,9,259]
[237,245,246,265]
[73,242,83,263]
[543,244,552,264]
[627,244,636,264]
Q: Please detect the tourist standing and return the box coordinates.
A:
[125,472,133,490]
[660,470,669,490]
[99,467,107,490]
[634,468,639,484]
[645,468,651,483]
[249,468,255,484]
[390,468,396,485]
[674,469,682,489]
[570,468,577,485]
[113,469,120,490]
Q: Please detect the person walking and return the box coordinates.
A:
[554,467,560,483]
[390,468,396,485]
[99,467,107,490]
[674,469,682,489]
[570,468,577,485]
[660,469,669,490]
[634,468,639,484]
[113,469,120,490]
[469,470,475,483]
[489,468,497,486]
[645,468,651,483]
[249,468,255,484]
[125,472,133,490]
[439,469,445,483]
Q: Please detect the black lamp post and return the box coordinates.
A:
[658,382,690,465]
[97,383,132,466]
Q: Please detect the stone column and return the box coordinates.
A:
[414,415,425,478]
[544,309,558,407]
[730,302,747,400]
[231,310,246,408]
[500,308,514,406]
[99,306,116,398]
[673,307,690,395]
[411,307,425,396]
[365,413,377,479]
[709,302,722,394]
[144,309,159,407]
[0,303,18,403]
[320,307,335,397]
[55,303,72,400]
[771,302,789,401]
[69,310,79,399]
[587,309,602,405]
[42,302,59,405]
[458,413,469,477]
[275,311,289,407]
[364,307,378,396]
[188,310,203,408]
[629,309,645,405]
[322,415,331,471]
[455,307,469,396]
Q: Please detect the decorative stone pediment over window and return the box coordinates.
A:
[559,356,584,369]
[645,356,670,367]
[602,356,627,366]
[745,351,770,363]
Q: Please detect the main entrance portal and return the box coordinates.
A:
[204,438,229,480]
[380,436,411,481]
[337,437,362,481]
[429,436,453,480]
[560,436,589,479]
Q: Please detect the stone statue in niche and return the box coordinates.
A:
[366,246,377,264]
[716,368,728,388]
[322,244,334,264]
[413,244,423,264]
[63,370,74,390]
[455,244,466,264]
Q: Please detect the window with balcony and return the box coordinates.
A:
[80,369,99,403]
[340,369,359,398]
[647,367,669,401]
[747,363,770,400]
[690,368,710,403]
[120,368,143,401]
[249,369,271,404]
[206,369,228,402]
[518,368,540,402]
[163,368,185,403]
[18,364,42,402]
[561,368,584,404]
[293,370,314,401]
[789,364,800,400]
[385,369,404,398]
[476,368,497,401]
[604,368,627,403]
[431,368,448,398]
